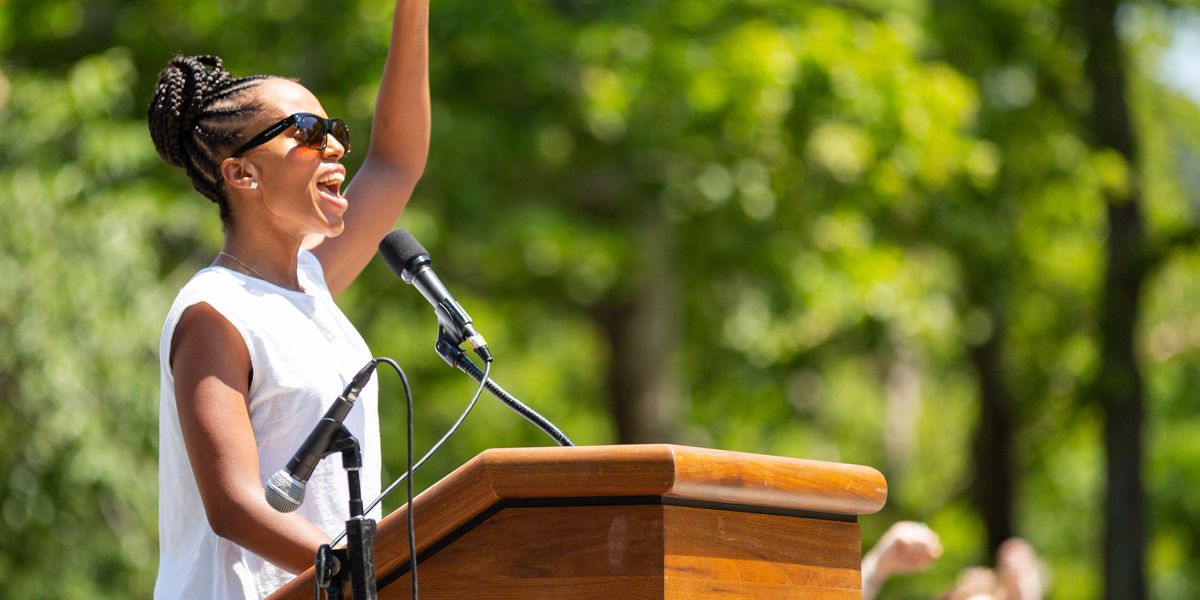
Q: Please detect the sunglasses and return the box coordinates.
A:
[231,113,351,158]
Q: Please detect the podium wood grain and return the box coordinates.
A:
[267,444,887,600]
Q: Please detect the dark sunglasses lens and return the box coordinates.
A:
[295,115,326,149]
[331,120,351,154]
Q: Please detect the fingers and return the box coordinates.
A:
[877,521,943,575]
[997,538,1043,600]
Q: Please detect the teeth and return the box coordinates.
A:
[317,173,345,186]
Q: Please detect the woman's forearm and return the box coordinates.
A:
[366,0,430,177]
[207,488,332,574]
[311,0,431,295]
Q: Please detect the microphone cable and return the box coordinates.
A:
[373,357,418,600]
[363,359,491,521]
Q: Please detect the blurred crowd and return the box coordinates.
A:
[862,521,1043,600]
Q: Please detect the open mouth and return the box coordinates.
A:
[316,171,347,209]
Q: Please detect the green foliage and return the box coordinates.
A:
[3,0,1200,598]
[0,48,197,596]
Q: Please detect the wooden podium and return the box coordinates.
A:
[268,444,887,599]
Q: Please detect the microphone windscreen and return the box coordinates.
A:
[379,229,429,278]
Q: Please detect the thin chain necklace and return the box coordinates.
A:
[218,250,269,281]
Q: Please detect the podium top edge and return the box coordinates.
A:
[470,443,888,517]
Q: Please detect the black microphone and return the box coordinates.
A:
[378,229,492,362]
[264,360,377,513]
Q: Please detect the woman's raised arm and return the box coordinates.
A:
[313,0,430,297]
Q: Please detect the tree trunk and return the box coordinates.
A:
[1076,2,1148,598]
[594,218,680,443]
[968,309,1016,557]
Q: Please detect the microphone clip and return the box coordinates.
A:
[435,325,492,367]
[326,425,363,470]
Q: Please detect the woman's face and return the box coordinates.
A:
[231,78,349,239]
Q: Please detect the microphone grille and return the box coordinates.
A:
[265,471,305,513]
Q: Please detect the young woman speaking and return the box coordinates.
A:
[146,2,428,597]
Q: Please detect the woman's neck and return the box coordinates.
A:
[216,227,305,291]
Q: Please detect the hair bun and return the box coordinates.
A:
[147,54,236,168]
[145,53,268,225]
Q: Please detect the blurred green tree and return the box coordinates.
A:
[0,48,191,596]
[3,1,1200,598]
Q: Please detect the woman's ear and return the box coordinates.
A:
[220,157,259,192]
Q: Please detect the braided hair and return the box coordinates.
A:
[147,55,269,226]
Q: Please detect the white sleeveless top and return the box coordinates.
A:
[155,250,382,599]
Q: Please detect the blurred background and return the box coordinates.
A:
[2,0,1200,597]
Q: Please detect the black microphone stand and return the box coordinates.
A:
[314,427,377,600]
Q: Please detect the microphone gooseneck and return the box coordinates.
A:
[436,340,574,447]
